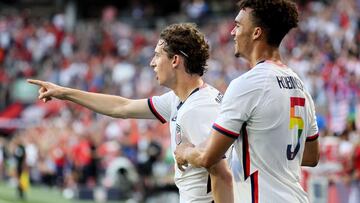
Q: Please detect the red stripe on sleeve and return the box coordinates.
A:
[306,133,319,142]
[148,98,167,124]
[213,123,240,138]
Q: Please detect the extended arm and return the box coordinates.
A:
[302,138,319,167]
[27,79,154,119]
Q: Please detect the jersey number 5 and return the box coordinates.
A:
[287,97,305,160]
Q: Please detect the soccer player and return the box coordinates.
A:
[174,1,320,203]
[13,135,28,200]
[28,23,233,203]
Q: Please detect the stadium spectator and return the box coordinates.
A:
[0,0,358,202]
[27,23,233,203]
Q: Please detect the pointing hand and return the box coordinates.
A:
[27,79,66,102]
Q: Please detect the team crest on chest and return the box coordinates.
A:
[175,124,182,145]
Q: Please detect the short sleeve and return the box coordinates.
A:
[213,74,264,139]
[148,91,174,123]
[305,92,319,141]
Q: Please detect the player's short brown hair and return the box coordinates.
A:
[160,23,209,76]
[238,0,299,47]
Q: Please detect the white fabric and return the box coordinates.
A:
[215,61,319,203]
[149,84,222,203]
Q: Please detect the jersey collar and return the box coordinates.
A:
[176,87,200,110]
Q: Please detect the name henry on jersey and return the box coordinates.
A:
[276,76,303,91]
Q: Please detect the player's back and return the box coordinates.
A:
[229,61,318,203]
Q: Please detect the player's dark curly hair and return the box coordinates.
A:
[238,0,299,47]
[160,23,209,76]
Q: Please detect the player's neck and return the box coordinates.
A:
[173,76,204,102]
[250,44,281,67]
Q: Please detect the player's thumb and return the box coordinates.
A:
[182,136,195,148]
[182,135,191,144]
[39,90,53,100]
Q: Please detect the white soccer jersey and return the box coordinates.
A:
[213,60,319,203]
[148,84,223,203]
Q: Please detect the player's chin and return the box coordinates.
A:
[156,78,163,85]
[234,47,240,57]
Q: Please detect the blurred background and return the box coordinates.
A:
[0,0,359,202]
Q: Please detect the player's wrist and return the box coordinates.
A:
[60,87,72,99]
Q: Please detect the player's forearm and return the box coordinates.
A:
[181,130,233,169]
[184,147,225,169]
[210,174,234,203]
[208,160,234,203]
[301,139,319,167]
[301,156,319,167]
[63,87,131,118]
[301,160,316,167]
[184,147,211,168]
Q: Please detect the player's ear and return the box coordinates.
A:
[252,27,262,40]
[172,54,181,68]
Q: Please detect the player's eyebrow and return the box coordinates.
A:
[154,50,161,56]
[235,20,242,25]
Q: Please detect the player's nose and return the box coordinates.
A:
[231,26,236,36]
[150,58,156,69]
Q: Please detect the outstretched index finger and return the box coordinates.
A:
[27,79,46,87]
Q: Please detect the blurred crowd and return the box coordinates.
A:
[0,0,360,202]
